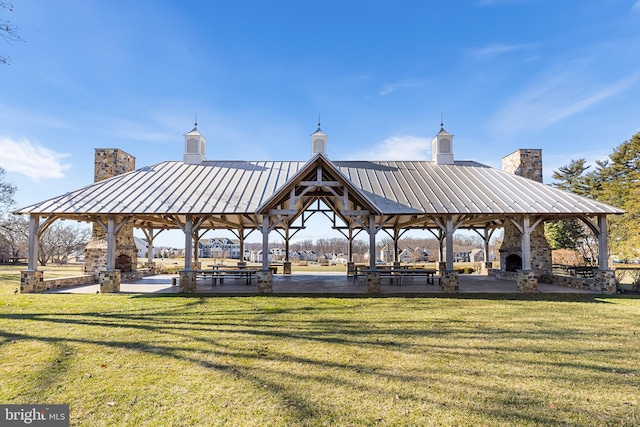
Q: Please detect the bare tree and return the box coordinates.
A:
[38,221,91,265]
[0,167,16,216]
[0,214,28,262]
[1,2,21,65]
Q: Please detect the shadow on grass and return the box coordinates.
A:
[128,292,632,303]
[0,295,638,425]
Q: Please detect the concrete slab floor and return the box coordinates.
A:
[44,272,600,295]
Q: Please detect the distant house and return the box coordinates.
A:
[249,249,273,264]
[199,238,241,259]
[394,247,429,263]
[300,250,318,262]
[134,236,150,258]
[471,248,484,262]
[453,251,471,263]
[323,253,347,264]
[154,246,183,258]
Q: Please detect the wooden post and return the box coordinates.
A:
[27,214,39,271]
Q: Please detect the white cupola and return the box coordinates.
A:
[310,118,328,156]
[183,120,206,164]
[431,124,454,165]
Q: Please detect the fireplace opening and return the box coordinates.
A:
[116,254,132,272]
[505,254,522,272]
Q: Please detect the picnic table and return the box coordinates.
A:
[353,266,439,286]
[195,269,257,285]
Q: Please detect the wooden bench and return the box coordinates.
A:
[567,266,596,278]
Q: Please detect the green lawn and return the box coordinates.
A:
[1,292,639,426]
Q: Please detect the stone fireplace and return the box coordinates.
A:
[84,149,138,278]
[499,149,553,282]
[116,254,132,272]
[504,253,522,272]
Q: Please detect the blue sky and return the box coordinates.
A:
[2,0,640,247]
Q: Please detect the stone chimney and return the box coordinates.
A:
[501,149,543,183]
[499,148,552,281]
[85,149,138,278]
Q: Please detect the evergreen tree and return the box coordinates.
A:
[550,159,591,195]
[545,159,589,254]
[590,132,640,260]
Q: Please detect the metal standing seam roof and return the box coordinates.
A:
[15,159,624,218]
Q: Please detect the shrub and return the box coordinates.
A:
[552,249,584,266]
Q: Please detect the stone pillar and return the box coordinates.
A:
[143,262,156,274]
[594,270,616,294]
[516,270,538,293]
[20,270,44,293]
[440,270,459,293]
[179,271,197,293]
[482,262,493,275]
[283,261,292,275]
[257,270,273,293]
[99,270,121,293]
[437,261,447,273]
[366,272,381,293]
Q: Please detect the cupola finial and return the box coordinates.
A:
[310,115,328,156]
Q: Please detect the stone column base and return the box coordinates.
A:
[99,270,121,293]
[437,262,447,273]
[257,270,273,293]
[20,270,44,293]
[283,261,292,275]
[482,262,493,275]
[179,271,197,293]
[594,270,616,294]
[517,270,538,293]
[440,270,459,293]
[366,272,381,293]
[347,262,355,277]
[143,261,156,274]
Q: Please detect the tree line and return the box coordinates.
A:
[0,168,90,264]
[545,132,640,262]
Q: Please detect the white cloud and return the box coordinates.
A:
[346,135,432,161]
[490,68,640,136]
[467,43,536,59]
[0,136,72,182]
[379,79,425,96]
[0,104,73,130]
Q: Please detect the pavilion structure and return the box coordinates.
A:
[15,121,623,294]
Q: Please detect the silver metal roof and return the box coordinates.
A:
[15,158,623,230]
